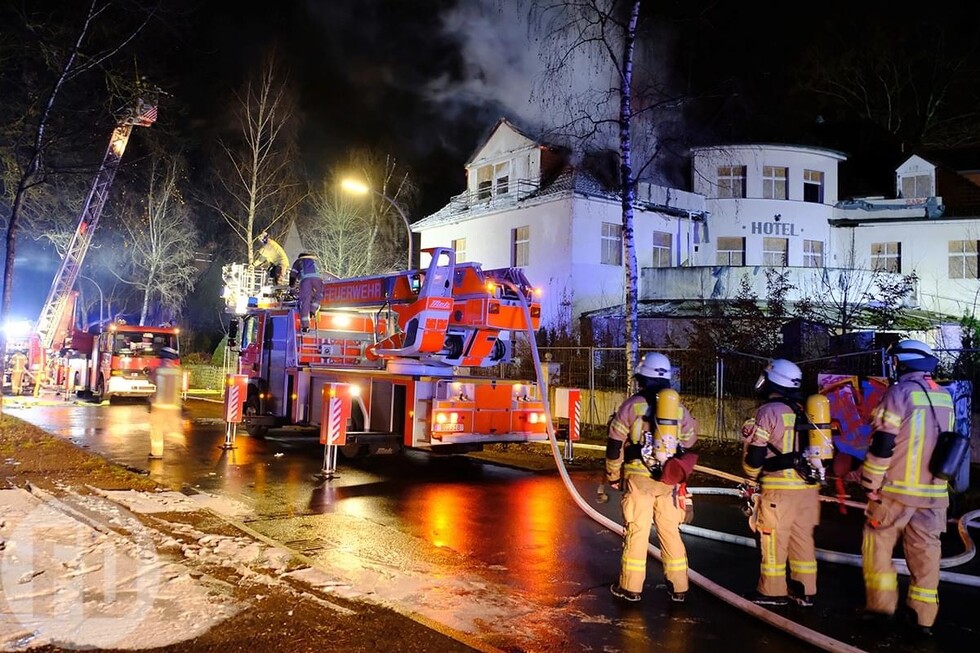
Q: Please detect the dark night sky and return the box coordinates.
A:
[6,0,980,327]
[161,0,980,211]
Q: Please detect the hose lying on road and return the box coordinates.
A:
[499,280,869,653]
[682,486,980,585]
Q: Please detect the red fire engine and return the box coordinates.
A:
[222,247,548,455]
[79,321,180,401]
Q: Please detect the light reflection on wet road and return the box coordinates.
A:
[15,399,963,652]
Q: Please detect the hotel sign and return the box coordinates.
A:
[751,221,798,236]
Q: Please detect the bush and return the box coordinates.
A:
[181,351,212,365]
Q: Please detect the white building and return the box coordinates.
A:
[411,119,706,333]
[414,119,980,342]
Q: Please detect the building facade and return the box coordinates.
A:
[412,119,706,332]
[414,120,980,342]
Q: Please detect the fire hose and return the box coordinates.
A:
[500,280,869,653]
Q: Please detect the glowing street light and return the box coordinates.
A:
[340,178,413,270]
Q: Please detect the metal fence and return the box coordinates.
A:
[483,344,980,444]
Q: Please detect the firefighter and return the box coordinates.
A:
[742,359,820,607]
[860,340,952,636]
[289,252,324,333]
[9,350,29,395]
[252,231,291,286]
[607,352,698,604]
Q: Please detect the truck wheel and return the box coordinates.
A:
[95,375,112,403]
[245,423,269,439]
[244,389,266,438]
[340,443,370,459]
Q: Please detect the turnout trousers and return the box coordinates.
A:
[863,496,945,627]
[298,277,324,329]
[756,487,820,597]
[619,472,689,595]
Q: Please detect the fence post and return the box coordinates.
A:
[715,355,724,441]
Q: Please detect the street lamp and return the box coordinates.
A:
[340,178,413,270]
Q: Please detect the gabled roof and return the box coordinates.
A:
[913,149,980,217]
[465,117,541,167]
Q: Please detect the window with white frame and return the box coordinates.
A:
[512,225,530,267]
[949,240,979,279]
[901,174,932,199]
[601,222,622,265]
[652,230,672,267]
[476,162,512,200]
[803,240,824,268]
[717,166,746,198]
[803,169,824,203]
[452,238,466,263]
[871,241,901,272]
[716,237,745,266]
[763,166,788,200]
[477,165,492,200]
[763,237,788,266]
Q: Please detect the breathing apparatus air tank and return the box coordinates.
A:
[639,388,680,475]
[804,393,833,483]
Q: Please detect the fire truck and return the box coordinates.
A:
[21,89,160,396]
[221,247,549,455]
[78,321,181,401]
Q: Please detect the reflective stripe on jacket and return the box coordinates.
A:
[743,400,817,491]
[863,372,951,508]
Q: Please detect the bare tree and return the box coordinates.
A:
[0,0,155,409]
[210,51,305,263]
[535,0,646,386]
[800,12,980,148]
[336,149,419,271]
[115,155,198,325]
[796,233,919,335]
[304,183,380,279]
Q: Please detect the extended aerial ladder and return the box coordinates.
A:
[222,246,542,371]
[221,248,548,451]
[34,91,158,354]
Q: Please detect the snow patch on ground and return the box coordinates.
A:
[92,488,253,518]
[0,488,239,650]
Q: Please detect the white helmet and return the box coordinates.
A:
[636,352,671,380]
[755,358,802,393]
[889,339,937,373]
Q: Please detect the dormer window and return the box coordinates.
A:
[475,161,512,201]
[900,173,932,199]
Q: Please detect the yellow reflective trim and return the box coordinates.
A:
[911,391,952,409]
[905,408,927,485]
[664,559,688,571]
[789,560,817,573]
[864,574,898,591]
[623,559,646,572]
[880,409,902,428]
[908,586,938,604]
[883,483,948,498]
[864,461,888,474]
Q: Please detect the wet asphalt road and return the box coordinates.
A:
[8,397,978,653]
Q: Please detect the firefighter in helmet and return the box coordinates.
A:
[252,231,291,286]
[607,352,698,603]
[289,252,324,333]
[861,340,952,636]
[9,350,29,396]
[741,358,820,607]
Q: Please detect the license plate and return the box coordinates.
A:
[432,423,465,433]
